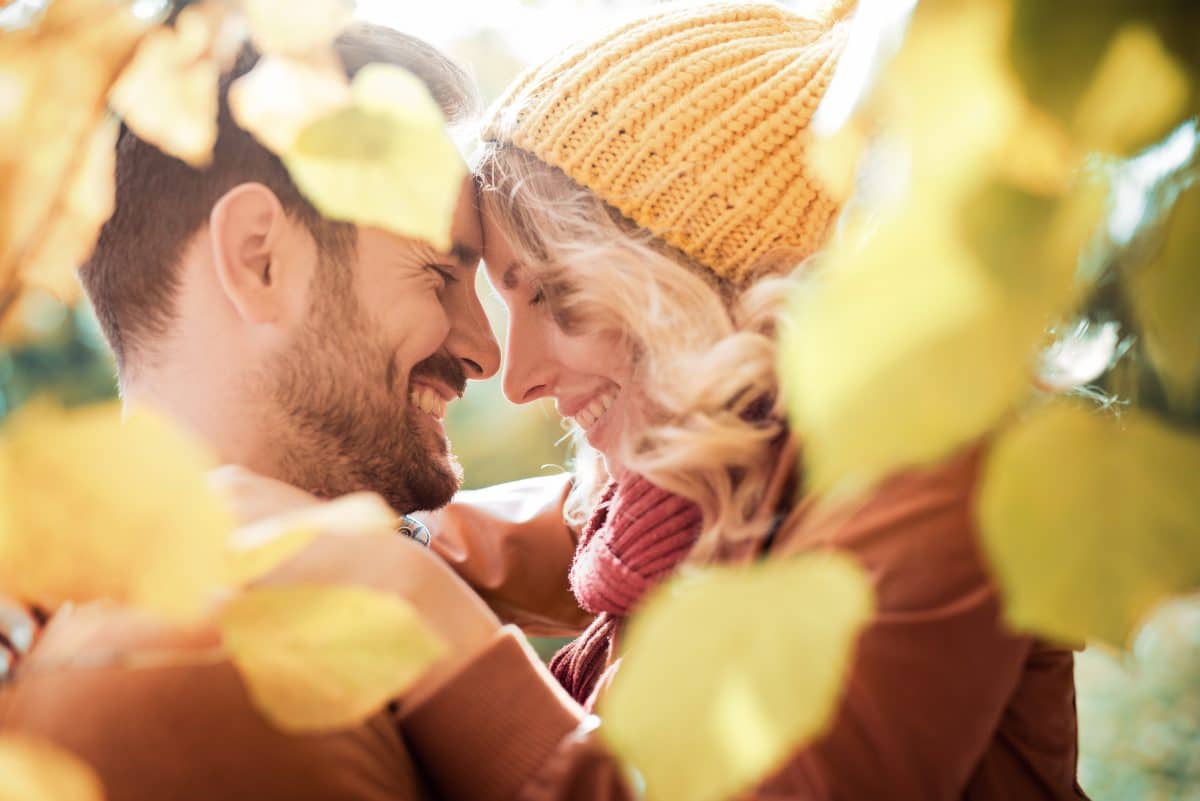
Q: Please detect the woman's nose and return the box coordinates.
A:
[501,315,554,404]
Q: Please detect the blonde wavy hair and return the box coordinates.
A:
[475,143,817,562]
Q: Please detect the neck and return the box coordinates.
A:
[122,360,286,482]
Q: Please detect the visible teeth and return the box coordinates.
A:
[409,386,446,420]
[573,390,616,430]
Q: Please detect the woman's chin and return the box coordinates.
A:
[580,411,621,470]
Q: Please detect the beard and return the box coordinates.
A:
[264,260,465,513]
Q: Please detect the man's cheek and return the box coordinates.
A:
[400,309,452,363]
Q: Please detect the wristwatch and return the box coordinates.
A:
[396,515,431,547]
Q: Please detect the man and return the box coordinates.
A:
[90,28,494,515]
[0,22,591,801]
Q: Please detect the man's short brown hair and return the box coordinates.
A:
[82,21,476,371]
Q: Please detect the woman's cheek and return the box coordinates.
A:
[555,328,629,383]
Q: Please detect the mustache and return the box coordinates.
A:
[408,351,467,398]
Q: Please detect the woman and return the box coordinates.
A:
[402,2,1087,800]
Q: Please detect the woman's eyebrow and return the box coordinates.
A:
[501,264,521,290]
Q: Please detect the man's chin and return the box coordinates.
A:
[422,453,463,510]
[383,448,462,514]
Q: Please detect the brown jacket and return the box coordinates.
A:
[400,441,1087,801]
[0,445,1085,801]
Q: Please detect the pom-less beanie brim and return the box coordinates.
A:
[483,1,856,282]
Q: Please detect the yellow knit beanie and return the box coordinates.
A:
[483,1,855,283]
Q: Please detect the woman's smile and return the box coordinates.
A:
[559,386,618,431]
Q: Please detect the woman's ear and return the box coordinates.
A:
[208,183,290,325]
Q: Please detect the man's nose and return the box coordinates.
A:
[445,283,500,381]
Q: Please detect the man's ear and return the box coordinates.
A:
[209,183,290,325]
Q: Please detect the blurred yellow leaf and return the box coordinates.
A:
[0,0,148,307]
[218,584,447,732]
[964,177,1107,309]
[227,492,398,584]
[805,122,866,206]
[0,735,104,801]
[997,105,1081,196]
[0,403,233,621]
[886,0,1024,197]
[282,63,466,251]
[780,175,1101,493]
[1126,180,1200,415]
[781,0,1110,495]
[242,0,351,57]
[108,4,225,168]
[978,402,1200,647]
[18,117,117,301]
[229,54,350,153]
[781,206,1006,494]
[599,553,872,801]
[1074,25,1190,157]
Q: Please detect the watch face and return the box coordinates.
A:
[396,515,432,547]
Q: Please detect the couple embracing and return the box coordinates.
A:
[0,4,1087,801]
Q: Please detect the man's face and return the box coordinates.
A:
[267,180,499,512]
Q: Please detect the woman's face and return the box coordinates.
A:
[481,200,636,469]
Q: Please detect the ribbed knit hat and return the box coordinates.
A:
[483,1,855,283]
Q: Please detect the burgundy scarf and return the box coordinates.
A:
[549,475,702,704]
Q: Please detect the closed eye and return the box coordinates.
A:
[428,264,458,286]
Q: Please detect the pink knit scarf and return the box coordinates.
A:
[549,475,702,704]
